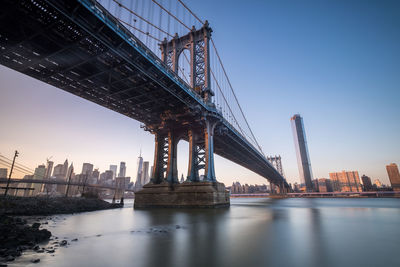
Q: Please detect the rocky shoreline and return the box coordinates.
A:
[0,196,123,265]
[0,196,123,215]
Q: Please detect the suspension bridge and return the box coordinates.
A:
[0,0,289,206]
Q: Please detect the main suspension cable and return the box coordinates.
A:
[210,38,265,155]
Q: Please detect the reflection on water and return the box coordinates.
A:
[10,198,400,267]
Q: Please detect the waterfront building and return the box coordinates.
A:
[81,163,94,177]
[329,171,361,192]
[317,178,333,192]
[0,168,7,178]
[118,162,126,178]
[361,175,373,191]
[109,165,117,179]
[291,114,314,191]
[386,163,400,191]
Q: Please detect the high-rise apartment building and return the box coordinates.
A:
[291,114,314,191]
[361,175,373,191]
[386,163,400,191]
[329,171,361,192]
[118,162,126,178]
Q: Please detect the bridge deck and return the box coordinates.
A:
[0,0,287,186]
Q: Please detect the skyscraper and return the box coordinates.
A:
[81,163,94,177]
[118,162,126,178]
[291,114,313,191]
[142,161,149,185]
[62,159,69,179]
[135,155,144,190]
[109,165,118,179]
[45,161,53,179]
[32,164,46,195]
[386,163,400,191]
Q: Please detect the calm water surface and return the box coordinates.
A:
[9,198,400,267]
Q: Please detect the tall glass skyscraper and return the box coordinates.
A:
[291,114,314,191]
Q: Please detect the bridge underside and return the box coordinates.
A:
[0,0,289,189]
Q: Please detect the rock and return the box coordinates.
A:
[175,225,181,229]
[96,234,102,237]
[31,223,41,229]
[0,263,8,267]
[6,250,21,257]
[36,249,45,253]
[31,259,40,263]
[5,255,14,262]
[46,249,55,253]
[33,245,40,251]
[60,240,68,246]
[71,238,78,242]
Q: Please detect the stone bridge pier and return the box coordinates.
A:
[134,113,230,208]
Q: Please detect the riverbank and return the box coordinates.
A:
[0,215,51,264]
[0,196,123,216]
[0,197,123,265]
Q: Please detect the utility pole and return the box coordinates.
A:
[4,150,19,197]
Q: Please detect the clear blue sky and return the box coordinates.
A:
[0,0,399,186]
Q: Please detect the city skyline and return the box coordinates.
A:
[1,0,399,186]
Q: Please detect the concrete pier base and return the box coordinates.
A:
[134,181,230,208]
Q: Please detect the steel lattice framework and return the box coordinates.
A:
[0,0,289,189]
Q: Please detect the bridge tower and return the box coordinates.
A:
[160,21,214,104]
[135,22,229,208]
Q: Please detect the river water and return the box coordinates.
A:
[8,198,400,267]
